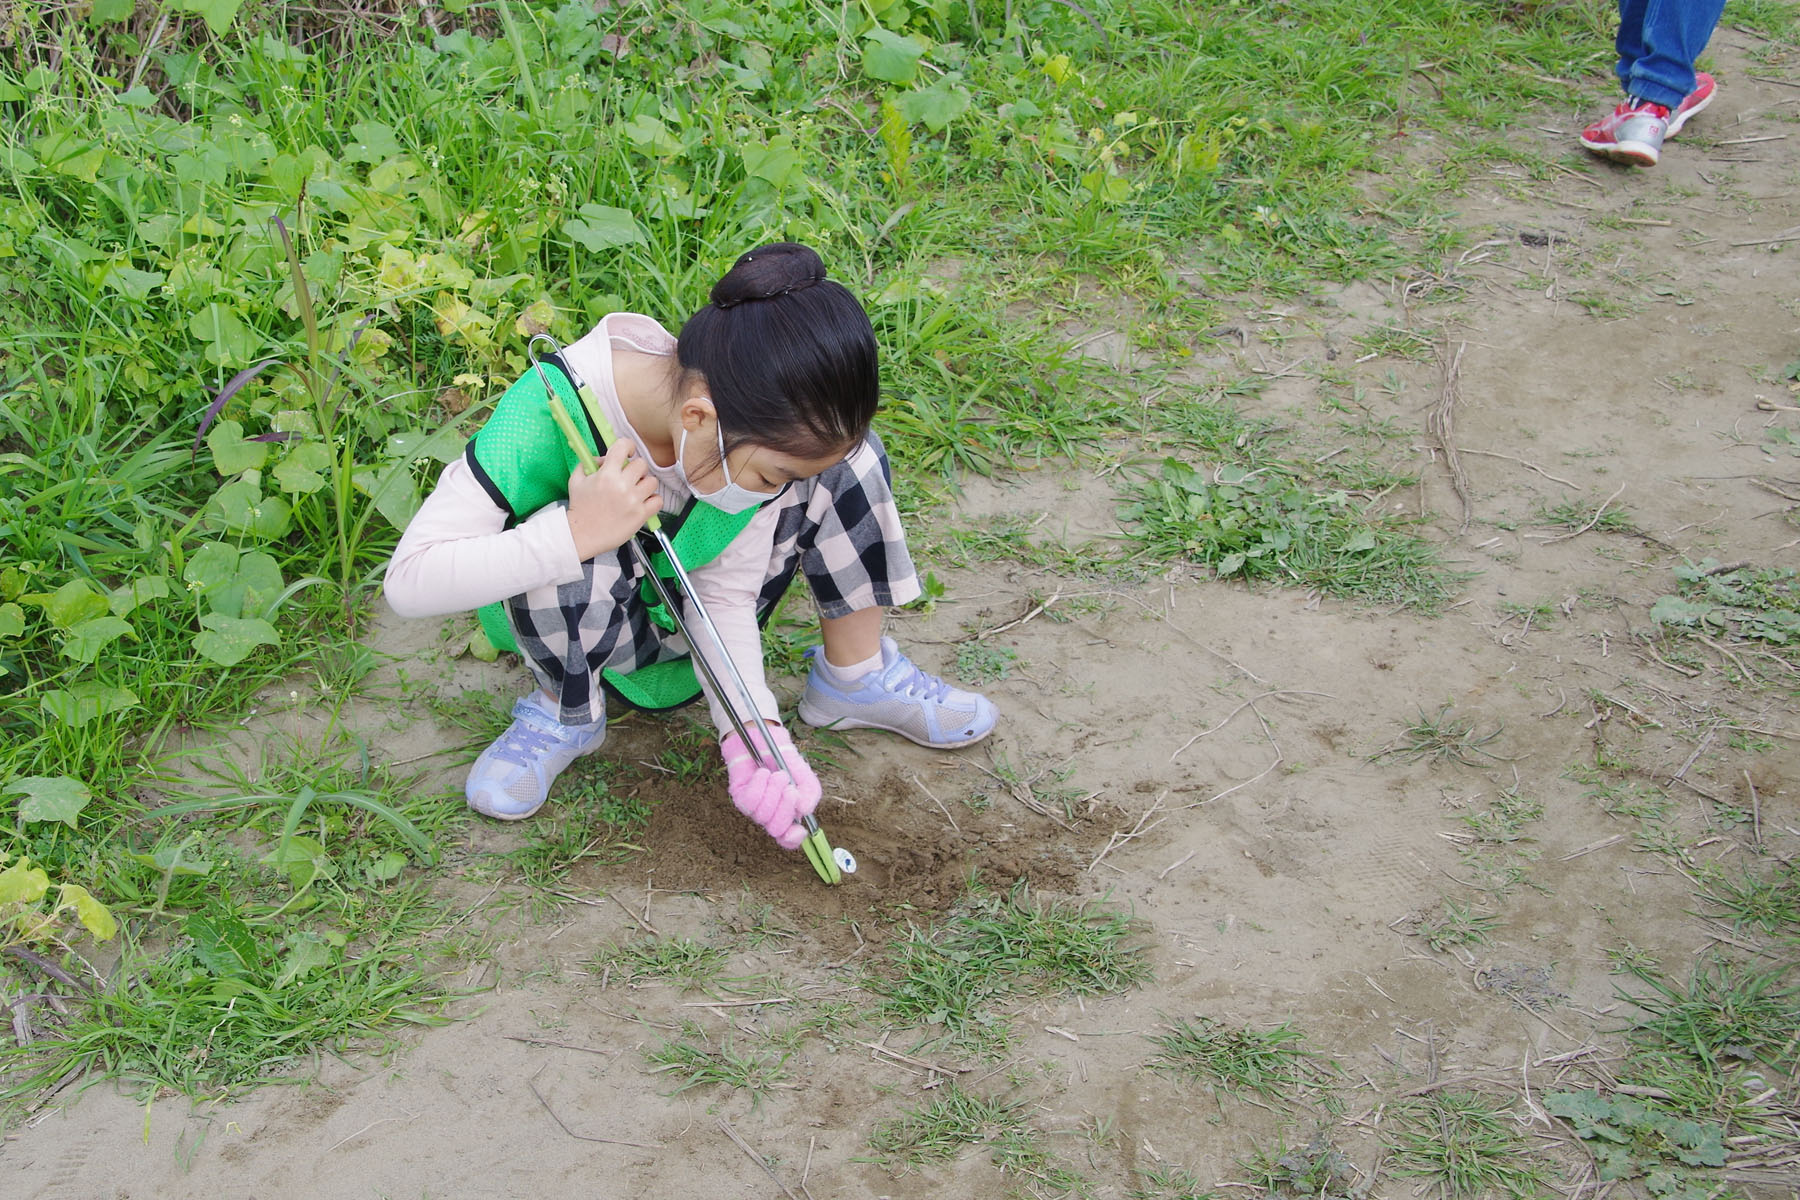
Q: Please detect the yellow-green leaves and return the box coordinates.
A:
[0,852,117,944]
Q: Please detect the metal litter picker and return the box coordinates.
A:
[527,335,854,885]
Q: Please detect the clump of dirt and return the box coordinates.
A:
[566,723,1093,955]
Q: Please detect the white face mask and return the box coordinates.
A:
[676,419,781,514]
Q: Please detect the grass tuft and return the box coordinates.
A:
[870,883,1149,1053]
[1147,1016,1322,1098]
[1387,1092,1548,1200]
[646,1021,790,1107]
[589,937,727,992]
[1377,706,1505,766]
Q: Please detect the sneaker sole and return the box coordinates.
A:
[1604,140,1660,167]
[797,705,995,749]
[467,796,545,821]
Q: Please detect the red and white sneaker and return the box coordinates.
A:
[1665,72,1715,138]
[1580,74,1715,167]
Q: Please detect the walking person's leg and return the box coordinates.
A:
[1582,0,1724,166]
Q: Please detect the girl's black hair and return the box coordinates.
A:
[676,243,878,460]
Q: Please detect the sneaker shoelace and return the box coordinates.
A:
[887,657,954,704]
[489,718,568,767]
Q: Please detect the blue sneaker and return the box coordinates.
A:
[798,637,997,748]
[465,693,605,820]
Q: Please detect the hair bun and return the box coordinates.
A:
[710,242,828,310]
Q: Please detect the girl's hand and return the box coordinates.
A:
[565,439,663,560]
[721,724,821,850]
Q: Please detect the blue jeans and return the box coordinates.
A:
[1614,0,1726,108]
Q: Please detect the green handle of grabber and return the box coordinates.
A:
[800,819,841,886]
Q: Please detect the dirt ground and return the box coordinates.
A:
[7,29,1799,1200]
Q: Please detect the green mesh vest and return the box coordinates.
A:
[470,356,759,712]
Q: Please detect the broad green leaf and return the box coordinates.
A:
[272,440,332,494]
[265,834,333,890]
[1649,595,1719,629]
[1342,529,1378,553]
[103,264,165,302]
[0,602,23,637]
[194,613,280,666]
[42,683,139,728]
[645,181,710,222]
[1081,169,1133,204]
[1216,552,1247,577]
[344,120,402,163]
[862,28,925,84]
[229,551,286,618]
[33,129,106,182]
[190,303,262,366]
[173,0,245,36]
[184,541,242,595]
[563,204,646,252]
[896,74,971,133]
[37,578,110,630]
[58,884,118,940]
[186,911,258,976]
[366,850,409,882]
[7,775,92,827]
[62,615,135,663]
[207,418,269,475]
[0,856,51,905]
[89,0,137,21]
[353,464,421,531]
[207,477,293,539]
[185,545,283,618]
[274,932,335,986]
[741,137,803,188]
[467,627,500,662]
[385,427,467,469]
[129,848,214,877]
[514,296,557,338]
[620,114,681,158]
[108,575,169,618]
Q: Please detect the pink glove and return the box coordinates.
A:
[721,724,821,850]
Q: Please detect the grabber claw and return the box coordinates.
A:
[800,817,843,885]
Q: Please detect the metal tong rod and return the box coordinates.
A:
[526,337,804,795]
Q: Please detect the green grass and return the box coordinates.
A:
[1413,899,1501,953]
[646,1020,791,1107]
[954,641,1018,685]
[865,1084,1090,1193]
[1650,561,1800,683]
[1,883,451,1101]
[1537,497,1641,536]
[589,936,728,992]
[1128,1163,1218,1200]
[869,882,1149,1054]
[1146,1016,1322,1097]
[1120,456,1456,610]
[1621,956,1800,1073]
[1387,1092,1549,1200]
[1693,863,1800,938]
[504,770,650,894]
[1378,705,1505,766]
